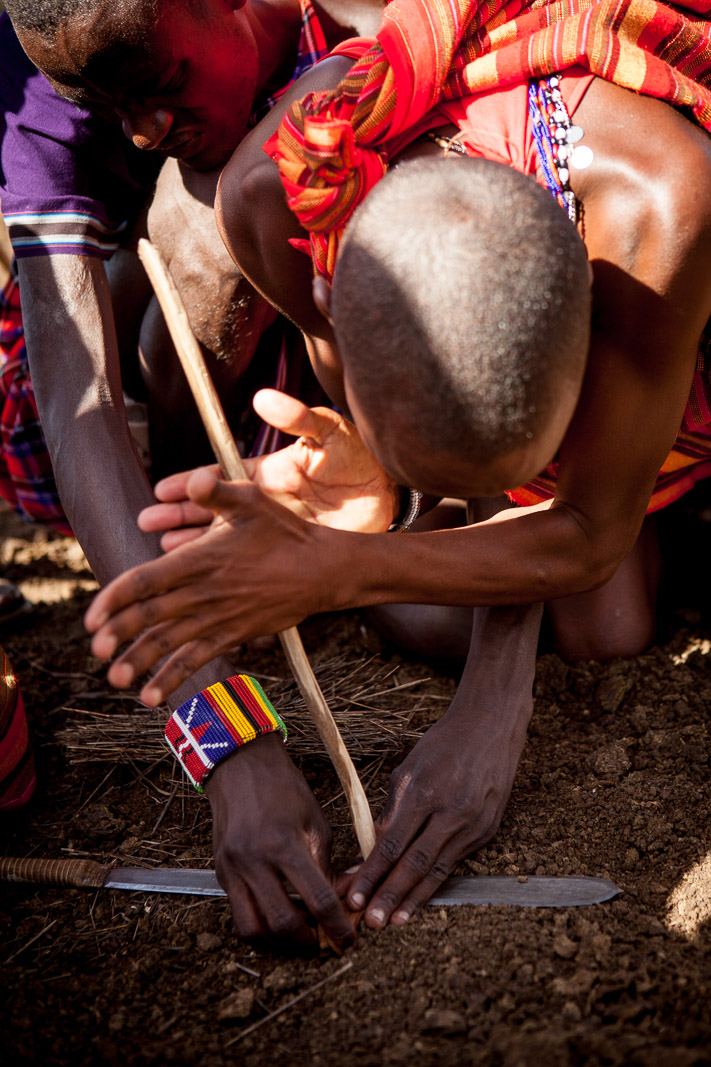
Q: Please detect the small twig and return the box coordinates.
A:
[26,659,97,681]
[62,692,153,702]
[74,765,117,817]
[6,919,58,963]
[155,1013,179,1037]
[151,782,180,834]
[225,961,353,1048]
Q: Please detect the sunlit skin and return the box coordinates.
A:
[84,62,711,938]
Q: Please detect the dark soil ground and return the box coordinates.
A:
[1,496,710,1067]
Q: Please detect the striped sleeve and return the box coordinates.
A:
[3,204,128,260]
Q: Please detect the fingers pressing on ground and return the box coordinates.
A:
[283,851,356,956]
[348,817,463,929]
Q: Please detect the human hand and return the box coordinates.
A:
[85,468,350,704]
[138,465,221,551]
[207,733,356,953]
[246,390,397,532]
[138,390,397,550]
[343,702,528,928]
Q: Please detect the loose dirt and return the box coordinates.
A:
[1,499,710,1067]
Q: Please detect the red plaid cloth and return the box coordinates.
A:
[0,277,72,533]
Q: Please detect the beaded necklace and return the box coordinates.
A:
[424,131,470,156]
[424,75,593,226]
[527,76,594,225]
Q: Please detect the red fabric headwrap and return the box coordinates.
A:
[266,0,711,279]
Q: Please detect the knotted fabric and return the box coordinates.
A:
[266,0,711,279]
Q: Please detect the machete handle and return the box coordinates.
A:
[0,856,110,888]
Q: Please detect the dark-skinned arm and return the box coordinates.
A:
[86,77,711,688]
[84,78,711,930]
[343,78,711,923]
[20,252,354,953]
[216,55,357,409]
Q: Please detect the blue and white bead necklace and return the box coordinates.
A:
[528,75,594,225]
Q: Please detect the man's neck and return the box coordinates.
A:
[248,0,304,96]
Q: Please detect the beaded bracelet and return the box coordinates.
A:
[165,674,287,792]
[389,487,423,533]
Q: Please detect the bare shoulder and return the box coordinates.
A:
[571,76,711,353]
[217,55,355,263]
[216,55,355,333]
[574,78,711,263]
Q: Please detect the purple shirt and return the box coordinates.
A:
[0,12,161,259]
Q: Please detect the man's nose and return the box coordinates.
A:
[117,107,173,150]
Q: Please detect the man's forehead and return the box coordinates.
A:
[23,7,166,101]
[21,0,160,78]
[74,37,162,97]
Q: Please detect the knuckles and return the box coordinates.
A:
[303,882,342,923]
[429,857,453,884]
[376,829,407,864]
[401,846,432,876]
[262,904,305,940]
[170,643,218,682]
[130,568,157,602]
[229,909,264,942]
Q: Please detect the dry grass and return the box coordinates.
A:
[57,654,441,764]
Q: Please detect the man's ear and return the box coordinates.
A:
[312,275,334,325]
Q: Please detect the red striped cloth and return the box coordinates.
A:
[511,323,711,513]
[268,0,711,279]
[0,645,35,813]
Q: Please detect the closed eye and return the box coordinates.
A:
[118,65,186,111]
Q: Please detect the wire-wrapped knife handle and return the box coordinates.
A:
[0,856,110,888]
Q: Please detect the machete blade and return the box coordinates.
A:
[104,867,620,907]
[427,874,620,907]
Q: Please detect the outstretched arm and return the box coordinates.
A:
[19,254,162,584]
[21,252,354,952]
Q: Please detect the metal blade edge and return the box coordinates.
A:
[105,869,619,907]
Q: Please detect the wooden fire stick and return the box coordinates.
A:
[137,239,376,858]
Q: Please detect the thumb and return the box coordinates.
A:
[253,388,336,444]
